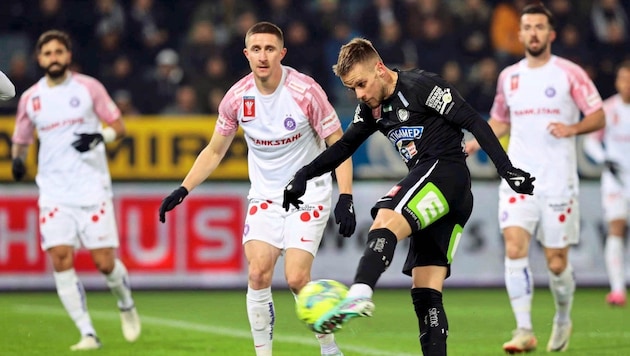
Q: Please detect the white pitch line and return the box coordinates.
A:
[14,304,417,356]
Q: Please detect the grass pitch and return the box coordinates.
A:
[1,288,628,355]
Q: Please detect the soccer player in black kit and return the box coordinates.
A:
[283,38,535,355]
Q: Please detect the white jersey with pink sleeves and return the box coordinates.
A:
[12,72,121,206]
[217,66,341,202]
[490,56,602,196]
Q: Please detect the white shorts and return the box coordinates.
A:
[39,199,120,251]
[601,171,630,222]
[498,189,579,248]
[243,188,332,256]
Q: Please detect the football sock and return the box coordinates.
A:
[412,288,448,356]
[548,264,575,324]
[505,257,533,330]
[54,268,96,337]
[353,228,397,289]
[605,236,626,293]
[105,259,134,310]
[246,286,274,356]
[347,283,374,299]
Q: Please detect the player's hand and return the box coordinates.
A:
[503,167,535,195]
[72,133,104,152]
[334,193,356,237]
[12,157,26,181]
[159,186,188,223]
[283,171,307,211]
[604,160,620,177]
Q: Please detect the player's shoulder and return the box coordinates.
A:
[21,79,43,99]
[550,55,588,76]
[283,66,321,93]
[71,72,104,86]
[498,60,522,77]
[223,73,255,104]
[603,93,620,107]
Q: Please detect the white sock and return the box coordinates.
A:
[548,264,575,324]
[505,257,533,330]
[316,333,340,354]
[347,283,373,299]
[106,259,134,310]
[54,269,96,337]
[246,287,274,356]
[605,236,626,293]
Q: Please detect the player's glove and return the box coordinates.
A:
[334,193,356,237]
[283,171,307,211]
[502,167,535,195]
[604,160,621,177]
[159,186,188,223]
[12,157,26,181]
[72,133,104,152]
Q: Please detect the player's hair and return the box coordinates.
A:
[521,2,555,29]
[617,59,630,73]
[333,38,383,77]
[36,30,72,53]
[245,22,284,47]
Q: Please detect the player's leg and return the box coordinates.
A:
[411,266,448,356]
[83,200,140,342]
[40,204,101,350]
[604,219,627,305]
[540,196,579,352]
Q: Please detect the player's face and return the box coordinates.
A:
[244,33,287,82]
[38,39,71,79]
[519,14,555,57]
[340,61,388,109]
[617,67,630,102]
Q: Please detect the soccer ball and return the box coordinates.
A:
[296,279,348,330]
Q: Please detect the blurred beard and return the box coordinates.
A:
[45,63,68,79]
[526,42,548,57]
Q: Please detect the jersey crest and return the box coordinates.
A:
[243,96,255,117]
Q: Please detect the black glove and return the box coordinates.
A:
[334,194,356,237]
[72,133,104,152]
[159,186,189,223]
[283,171,307,211]
[503,167,535,195]
[12,157,26,181]
[604,160,621,177]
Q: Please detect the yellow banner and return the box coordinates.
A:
[0,116,249,181]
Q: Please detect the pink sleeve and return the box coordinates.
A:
[556,59,603,116]
[288,75,340,139]
[489,68,511,123]
[216,86,240,136]
[74,74,121,124]
[12,89,35,145]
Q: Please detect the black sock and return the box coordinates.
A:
[412,287,448,356]
[353,228,397,289]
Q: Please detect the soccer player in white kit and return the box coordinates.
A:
[584,60,630,307]
[465,4,605,353]
[0,69,16,100]
[11,30,141,351]
[159,22,354,356]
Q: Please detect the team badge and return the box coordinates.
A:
[243,96,255,117]
[70,97,80,107]
[545,86,556,98]
[510,74,519,91]
[33,96,41,112]
[396,108,409,122]
[284,116,296,130]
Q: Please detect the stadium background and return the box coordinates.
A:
[0,0,629,290]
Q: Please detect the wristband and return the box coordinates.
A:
[102,126,117,143]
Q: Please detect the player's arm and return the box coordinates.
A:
[548,108,605,138]
[159,130,235,223]
[11,143,29,181]
[325,127,356,237]
[464,118,510,155]
[0,70,16,101]
[325,128,353,195]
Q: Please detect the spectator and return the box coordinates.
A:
[414,16,459,74]
[138,48,187,114]
[101,55,143,109]
[189,0,254,45]
[283,20,322,80]
[466,56,499,114]
[223,9,259,79]
[372,21,417,71]
[358,0,407,40]
[126,0,171,67]
[490,0,527,68]
[179,20,222,76]
[113,89,141,116]
[161,85,202,116]
[451,0,493,68]
[191,55,232,114]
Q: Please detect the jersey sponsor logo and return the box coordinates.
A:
[513,107,561,116]
[40,118,86,132]
[251,132,301,146]
[388,126,423,162]
[33,96,41,112]
[243,96,255,117]
[425,86,453,115]
[510,74,519,91]
[406,182,449,229]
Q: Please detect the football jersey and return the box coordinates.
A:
[216,66,341,202]
[12,72,121,206]
[491,56,603,196]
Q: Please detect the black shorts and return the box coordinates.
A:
[371,158,474,277]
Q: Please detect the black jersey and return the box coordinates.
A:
[297,69,512,180]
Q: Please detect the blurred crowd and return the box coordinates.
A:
[0,0,629,118]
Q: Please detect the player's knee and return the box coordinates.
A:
[286,273,309,294]
[248,266,273,289]
[94,258,115,274]
[547,259,566,275]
